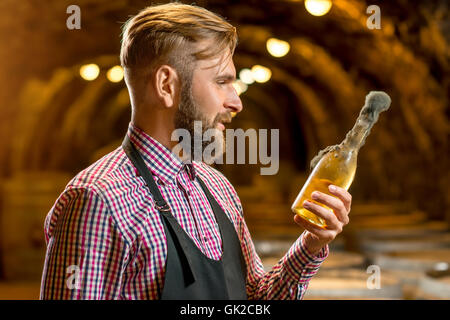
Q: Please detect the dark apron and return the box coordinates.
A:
[122,135,247,300]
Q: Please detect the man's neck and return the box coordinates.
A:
[131,112,179,152]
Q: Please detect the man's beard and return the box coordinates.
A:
[173,80,231,163]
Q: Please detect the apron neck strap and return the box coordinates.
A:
[122,134,170,212]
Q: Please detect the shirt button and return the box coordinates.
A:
[157,179,164,186]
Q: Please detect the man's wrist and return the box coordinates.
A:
[302,231,328,257]
[281,231,328,283]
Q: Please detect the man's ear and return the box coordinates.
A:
[154,65,179,109]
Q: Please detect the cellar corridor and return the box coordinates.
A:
[0,0,448,299]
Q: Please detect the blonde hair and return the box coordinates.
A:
[120,3,238,87]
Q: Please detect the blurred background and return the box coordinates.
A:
[0,0,448,299]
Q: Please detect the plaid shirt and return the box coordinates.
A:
[40,122,328,300]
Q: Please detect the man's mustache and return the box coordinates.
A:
[213,112,232,126]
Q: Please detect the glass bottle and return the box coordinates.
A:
[291,91,391,228]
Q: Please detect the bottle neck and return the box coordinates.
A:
[342,119,371,151]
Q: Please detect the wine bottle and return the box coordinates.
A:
[291,91,391,228]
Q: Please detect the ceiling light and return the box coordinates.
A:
[239,68,255,85]
[266,38,290,57]
[79,64,100,81]
[305,0,332,16]
[107,65,124,83]
[251,65,272,83]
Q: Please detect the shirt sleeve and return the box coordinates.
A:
[236,204,329,300]
[40,187,129,300]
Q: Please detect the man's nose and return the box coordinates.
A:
[225,90,243,114]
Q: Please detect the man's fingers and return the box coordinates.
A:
[294,215,328,235]
[293,215,335,242]
[311,191,348,224]
[328,185,352,212]
[302,200,341,231]
[293,186,353,248]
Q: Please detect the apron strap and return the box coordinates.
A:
[122,134,196,287]
[122,135,170,212]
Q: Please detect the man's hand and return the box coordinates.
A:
[294,185,352,256]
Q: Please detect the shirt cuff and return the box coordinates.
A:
[281,231,329,284]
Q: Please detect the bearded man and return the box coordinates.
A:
[40,3,352,300]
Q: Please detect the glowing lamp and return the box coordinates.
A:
[107,66,124,83]
[305,0,332,17]
[266,38,290,57]
[251,65,272,83]
[239,68,255,85]
[80,64,100,81]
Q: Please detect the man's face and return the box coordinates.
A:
[174,47,243,161]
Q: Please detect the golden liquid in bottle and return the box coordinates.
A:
[291,148,357,228]
[292,91,391,228]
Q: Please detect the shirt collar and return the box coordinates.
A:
[126,122,196,184]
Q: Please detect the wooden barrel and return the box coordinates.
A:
[351,221,449,239]
[0,171,71,280]
[347,202,432,232]
[372,249,450,272]
[357,233,450,254]
[350,202,416,217]
[349,210,428,229]
[369,249,450,299]
[416,275,450,299]
[303,268,403,300]
[319,251,366,270]
[344,201,447,253]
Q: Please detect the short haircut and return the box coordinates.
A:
[120,3,238,90]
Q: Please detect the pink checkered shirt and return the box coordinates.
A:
[40,122,328,300]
